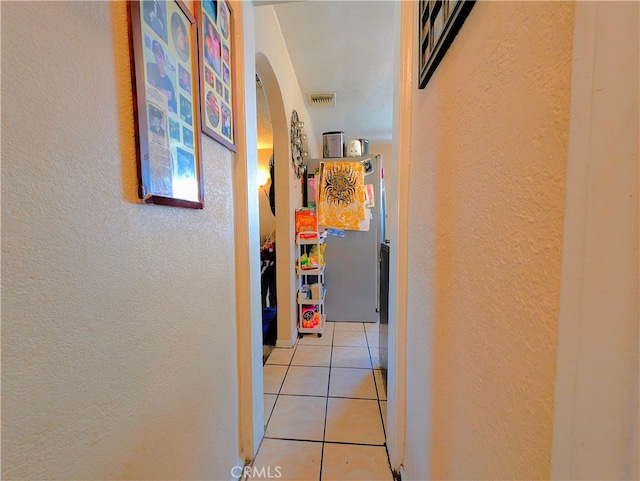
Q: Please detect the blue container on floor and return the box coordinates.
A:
[262,307,277,345]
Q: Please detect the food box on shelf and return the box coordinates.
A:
[310,283,323,299]
[300,305,320,329]
[295,208,317,234]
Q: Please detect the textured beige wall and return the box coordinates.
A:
[1,2,241,479]
[405,2,574,479]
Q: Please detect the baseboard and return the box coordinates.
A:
[275,338,296,348]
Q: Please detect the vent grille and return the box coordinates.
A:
[307,92,336,107]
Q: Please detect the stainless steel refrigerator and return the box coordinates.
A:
[306,154,386,323]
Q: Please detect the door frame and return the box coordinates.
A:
[234,1,411,468]
[255,53,297,350]
[385,0,412,474]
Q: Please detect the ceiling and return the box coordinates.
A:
[255,1,396,146]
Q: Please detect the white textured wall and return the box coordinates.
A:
[405,2,574,479]
[551,2,639,479]
[254,6,320,161]
[254,6,319,346]
[1,2,241,479]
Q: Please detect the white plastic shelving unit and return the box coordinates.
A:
[295,231,326,337]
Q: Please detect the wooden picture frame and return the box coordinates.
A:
[197,0,237,152]
[419,0,475,89]
[128,0,204,209]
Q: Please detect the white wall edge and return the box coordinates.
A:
[234,0,265,462]
[551,1,640,478]
[399,464,407,481]
[386,0,413,472]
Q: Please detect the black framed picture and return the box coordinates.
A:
[419,0,475,89]
[128,0,204,209]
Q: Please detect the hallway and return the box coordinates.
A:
[257,321,392,480]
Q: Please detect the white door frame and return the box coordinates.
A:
[255,53,297,350]
[235,0,413,469]
[385,0,413,474]
[234,2,265,462]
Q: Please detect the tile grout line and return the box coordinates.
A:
[268,392,378,400]
[367,326,388,440]
[322,439,385,447]
[275,363,371,369]
[265,324,393,480]
[264,330,332,478]
[261,435,386,448]
[264,339,300,430]
[367,324,395,479]
[318,325,335,481]
[265,324,392,478]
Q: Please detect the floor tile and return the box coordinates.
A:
[374,369,387,400]
[364,322,379,333]
[369,347,381,369]
[298,330,333,346]
[265,395,326,441]
[291,345,332,367]
[333,330,368,348]
[324,321,336,332]
[266,347,296,365]
[365,332,379,348]
[380,400,387,432]
[280,366,330,397]
[252,438,322,480]
[263,365,288,394]
[331,346,372,369]
[324,398,385,445]
[333,322,365,332]
[329,367,377,399]
[264,394,277,427]
[321,443,393,481]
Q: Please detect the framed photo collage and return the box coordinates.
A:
[128,0,236,209]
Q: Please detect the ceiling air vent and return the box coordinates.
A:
[307,92,337,107]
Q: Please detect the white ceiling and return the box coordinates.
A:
[257,1,396,145]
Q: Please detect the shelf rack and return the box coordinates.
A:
[295,232,326,337]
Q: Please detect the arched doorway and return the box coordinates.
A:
[255,53,297,348]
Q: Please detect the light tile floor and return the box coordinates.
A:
[258,321,393,481]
